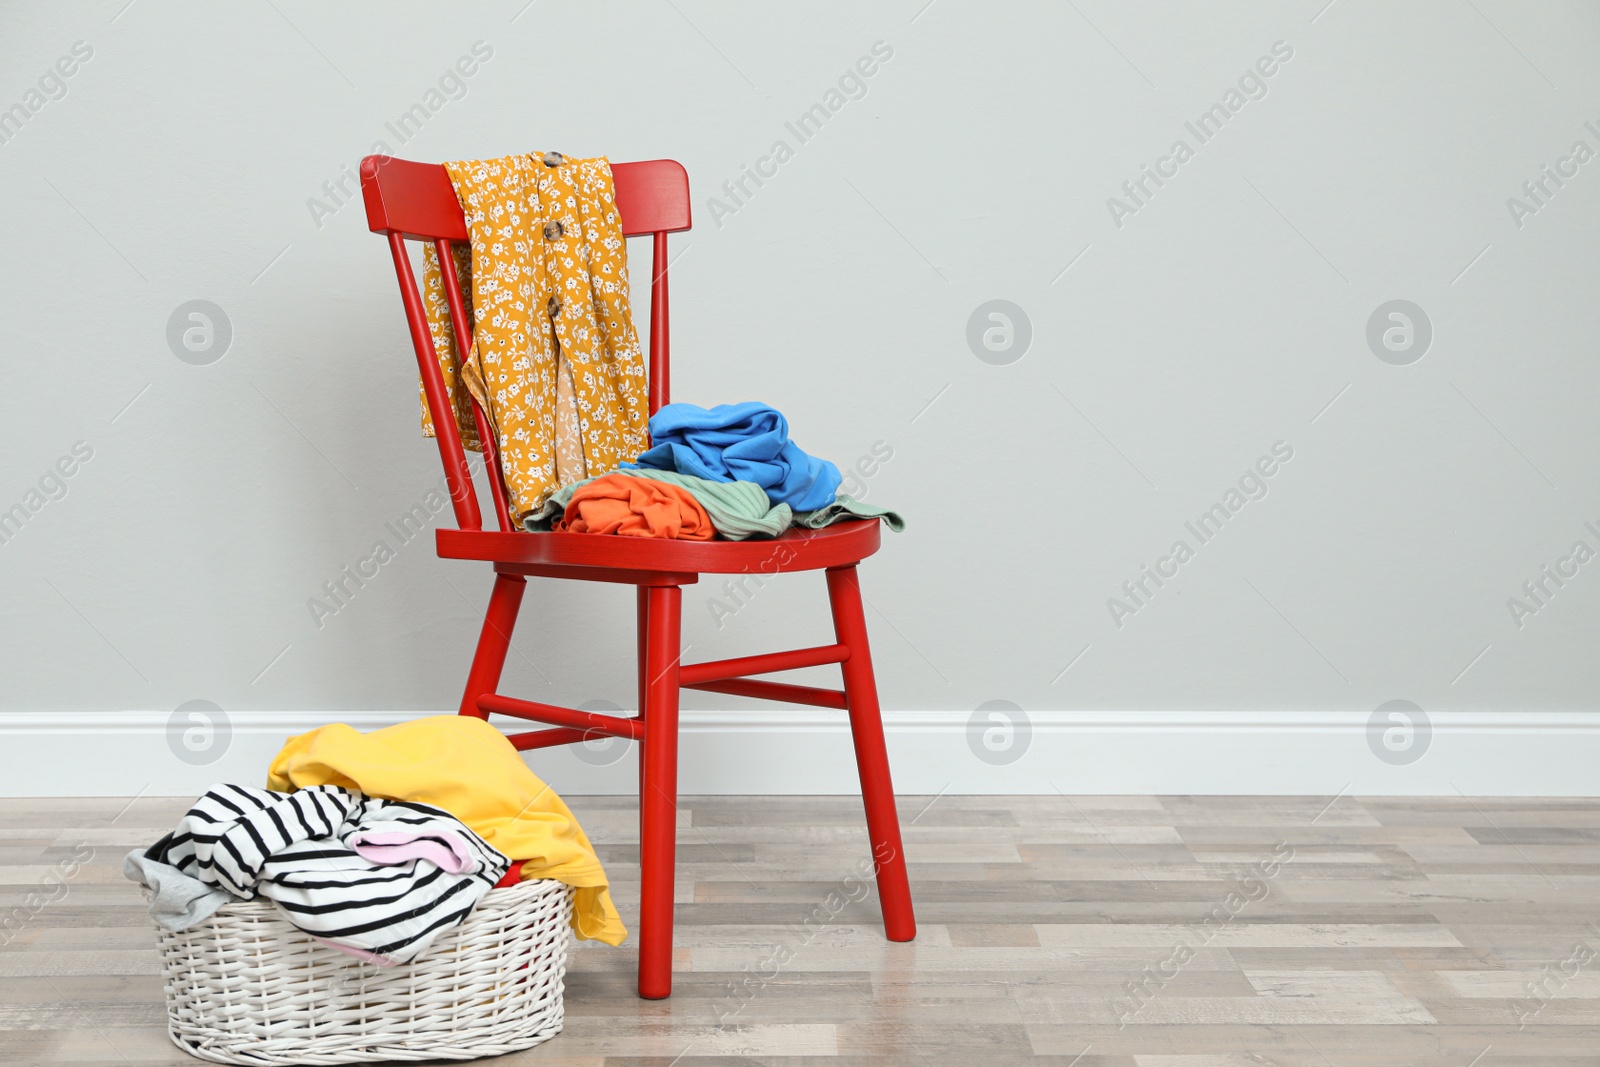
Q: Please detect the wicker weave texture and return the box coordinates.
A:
[150,878,573,1064]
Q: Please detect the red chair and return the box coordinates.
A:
[358,155,915,999]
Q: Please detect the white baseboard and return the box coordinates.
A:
[2,710,1596,797]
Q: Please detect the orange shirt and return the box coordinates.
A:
[556,473,715,540]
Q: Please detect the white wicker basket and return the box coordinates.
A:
[148,877,574,1065]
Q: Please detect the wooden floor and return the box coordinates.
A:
[3,794,1598,1065]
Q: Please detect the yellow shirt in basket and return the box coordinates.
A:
[266,715,626,946]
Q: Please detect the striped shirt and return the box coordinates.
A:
[146,784,510,965]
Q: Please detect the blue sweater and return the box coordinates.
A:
[626,402,842,511]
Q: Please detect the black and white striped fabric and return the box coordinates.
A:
[146,784,510,965]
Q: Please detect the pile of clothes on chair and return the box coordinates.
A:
[529,400,902,541]
[124,716,625,964]
[416,150,899,541]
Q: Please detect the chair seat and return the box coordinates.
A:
[435,519,882,582]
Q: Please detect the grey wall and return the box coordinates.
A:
[3,0,1597,725]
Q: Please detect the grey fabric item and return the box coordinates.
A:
[124,850,232,931]
[526,469,902,540]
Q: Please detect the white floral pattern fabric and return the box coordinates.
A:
[420,152,648,519]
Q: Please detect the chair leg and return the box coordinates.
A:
[458,573,526,717]
[637,584,682,999]
[635,585,649,801]
[825,565,916,942]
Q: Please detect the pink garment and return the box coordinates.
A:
[347,830,477,874]
[315,938,397,966]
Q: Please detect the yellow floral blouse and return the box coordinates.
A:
[420,152,650,522]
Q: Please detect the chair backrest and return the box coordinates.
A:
[359,154,692,532]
